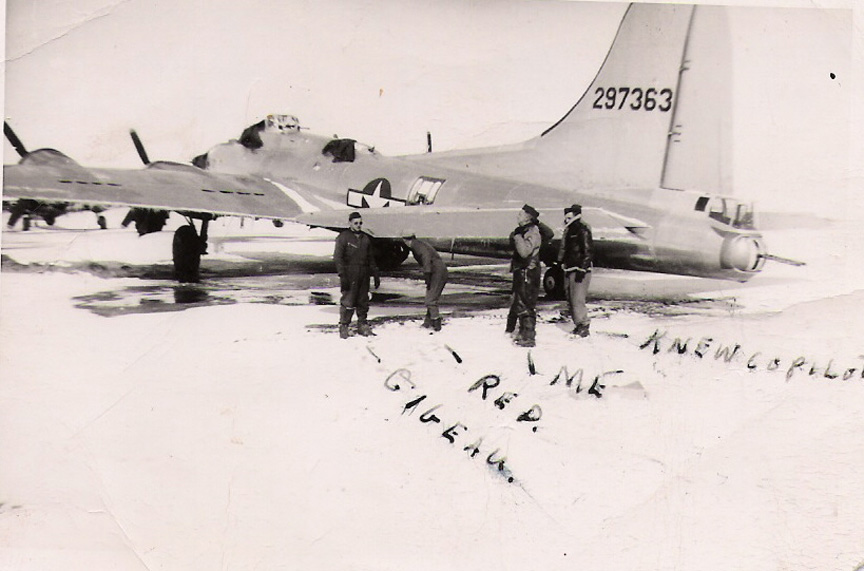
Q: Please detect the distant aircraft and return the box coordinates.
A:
[2,4,792,291]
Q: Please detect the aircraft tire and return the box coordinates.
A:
[97,215,107,229]
[543,265,566,300]
[172,225,202,283]
[22,216,31,231]
[374,240,410,270]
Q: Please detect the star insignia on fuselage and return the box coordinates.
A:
[347,178,406,208]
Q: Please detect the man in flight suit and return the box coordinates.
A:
[558,204,593,337]
[334,212,380,339]
[506,204,543,347]
[402,234,448,332]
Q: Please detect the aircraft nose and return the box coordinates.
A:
[720,234,766,272]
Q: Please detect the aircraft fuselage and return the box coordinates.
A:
[203,128,765,282]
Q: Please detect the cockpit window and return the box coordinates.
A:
[705,197,755,229]
[733,203,755,229]
[239,115,302,150]
[708,197,731,225]
[322,139,356,163]
[265,114,300,132]
[694,196,709,211]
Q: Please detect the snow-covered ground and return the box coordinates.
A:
[1,211,863,571]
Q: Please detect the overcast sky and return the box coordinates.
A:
[3,0,862,216]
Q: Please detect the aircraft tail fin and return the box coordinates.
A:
[527,3,732,193]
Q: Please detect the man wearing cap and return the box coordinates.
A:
[334,212,380,338]
[402,234,448,331]
[558,204,593,337]
[506,204,543,347]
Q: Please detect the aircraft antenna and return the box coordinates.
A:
[427,131,433,153]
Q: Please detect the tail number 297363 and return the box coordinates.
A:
[592,87,673,112]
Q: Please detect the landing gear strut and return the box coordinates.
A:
[172,218,210,283]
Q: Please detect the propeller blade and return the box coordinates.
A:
[4,122,28,157]
[129,129,151,165]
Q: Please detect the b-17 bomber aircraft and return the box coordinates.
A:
[2,3,790,294]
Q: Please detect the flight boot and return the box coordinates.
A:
[422,310,433,329]
[339,307,354,339]
[514,315,536,347]
[356,309,373,337]
[573,323,590,338]
[431,317,442,332]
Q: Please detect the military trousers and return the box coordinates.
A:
[507,266,541,339]
[565,270,591,327]
[340,265,371,320]
[425,265,448,320]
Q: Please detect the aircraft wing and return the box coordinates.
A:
[2,150,305,219]
[295,205,649,241]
